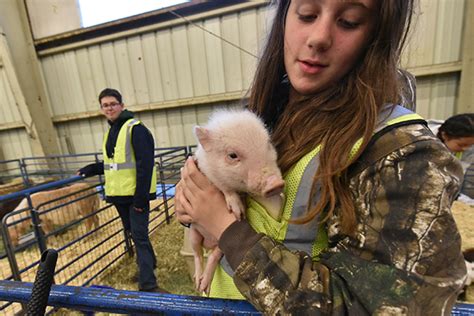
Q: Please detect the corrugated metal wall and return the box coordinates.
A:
[54,101,243,154]
[403,0,466,120]
[0,0,468,159]
[39,4,269,155]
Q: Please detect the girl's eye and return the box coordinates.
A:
[298,14,317,22]
[338,19,360,29]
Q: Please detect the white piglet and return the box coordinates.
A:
[190,109,285,294]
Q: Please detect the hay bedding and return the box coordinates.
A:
[0,178,25,196]
[53,215,198,315]
[452,200,474,303]
[452,201,474,251]
[0,202,124,315]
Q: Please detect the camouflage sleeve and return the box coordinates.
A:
[220,124,467,315]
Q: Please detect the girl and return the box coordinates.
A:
[436,113,474,158]
[176,0,467,314]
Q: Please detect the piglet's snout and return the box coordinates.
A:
[262,175,284,197]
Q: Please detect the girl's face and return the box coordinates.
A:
[442,134,474,153]
[284,0,377,95]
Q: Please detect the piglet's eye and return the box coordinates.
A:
[228,152,238,160]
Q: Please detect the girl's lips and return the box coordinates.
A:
[298,60,327,75]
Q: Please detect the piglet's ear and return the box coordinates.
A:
[194,126,212,151]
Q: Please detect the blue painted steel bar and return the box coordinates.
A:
[0,280,261,315]
[452,302,474,315]
[0,175,83,202]
[0,280,472,315]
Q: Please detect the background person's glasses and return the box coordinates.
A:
[101,102,121,109]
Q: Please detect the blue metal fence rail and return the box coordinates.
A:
[0,280,472,315]
[0,280,261,315]
[0,176,84,204]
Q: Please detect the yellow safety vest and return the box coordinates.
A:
[103,118,157,197]
[209,105,425,299]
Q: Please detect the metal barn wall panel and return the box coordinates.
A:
[401,0,465,121]
[37,5,266,153]
[139,100,243,149]
[56,118,107,154]
[402,0,465,67]
[54,101,244,155]
[0,130,33,160]
[0,0,457,157]
[416,74,459,120]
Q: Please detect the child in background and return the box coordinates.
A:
[429,113,474,199]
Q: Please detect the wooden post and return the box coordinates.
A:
[457,0,474,113]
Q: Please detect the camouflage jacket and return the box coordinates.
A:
[219,123,467,315]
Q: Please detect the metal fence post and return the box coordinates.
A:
[20,159,30,187]
[122,229,134,258]
[59,156,67,179]
[157,158,170,224]
[29,195,48,255]
[95,154,105,194]
[0,220,22,282]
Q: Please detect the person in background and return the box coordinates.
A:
[175,0,467,314]
[77,88,166,293]
[434,113,474,159]
[429,113,474,199]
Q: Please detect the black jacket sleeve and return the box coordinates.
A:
[131,124,156,209]
[78,162,104,177]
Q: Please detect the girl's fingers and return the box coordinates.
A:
[180,172,199,207]
[181,161,209,205]
[180,171,197,206]
[175,181,194,220]
[178,190,193,213]
[185,157,212,189]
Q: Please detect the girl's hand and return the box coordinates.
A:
[175,157,236,240]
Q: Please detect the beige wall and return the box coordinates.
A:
[0,0,470,160]
[26,0,81,39]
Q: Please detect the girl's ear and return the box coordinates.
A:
[440,131,449,142]
[194,126,212,151]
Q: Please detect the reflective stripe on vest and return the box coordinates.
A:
[212,105,424,299]
[103,118,157,196]
[104,119,139,172]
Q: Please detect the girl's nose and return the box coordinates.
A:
[306,17,333,52]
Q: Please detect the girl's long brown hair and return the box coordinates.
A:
[248,0,415,235]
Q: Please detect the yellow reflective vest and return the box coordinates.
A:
[103,118,157,197]
[209,105,425,299]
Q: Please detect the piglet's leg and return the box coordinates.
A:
[189,227,205,291]
[199,247,223,295]
[223,191,244,220]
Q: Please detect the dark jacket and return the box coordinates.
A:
[78,110,156,209]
